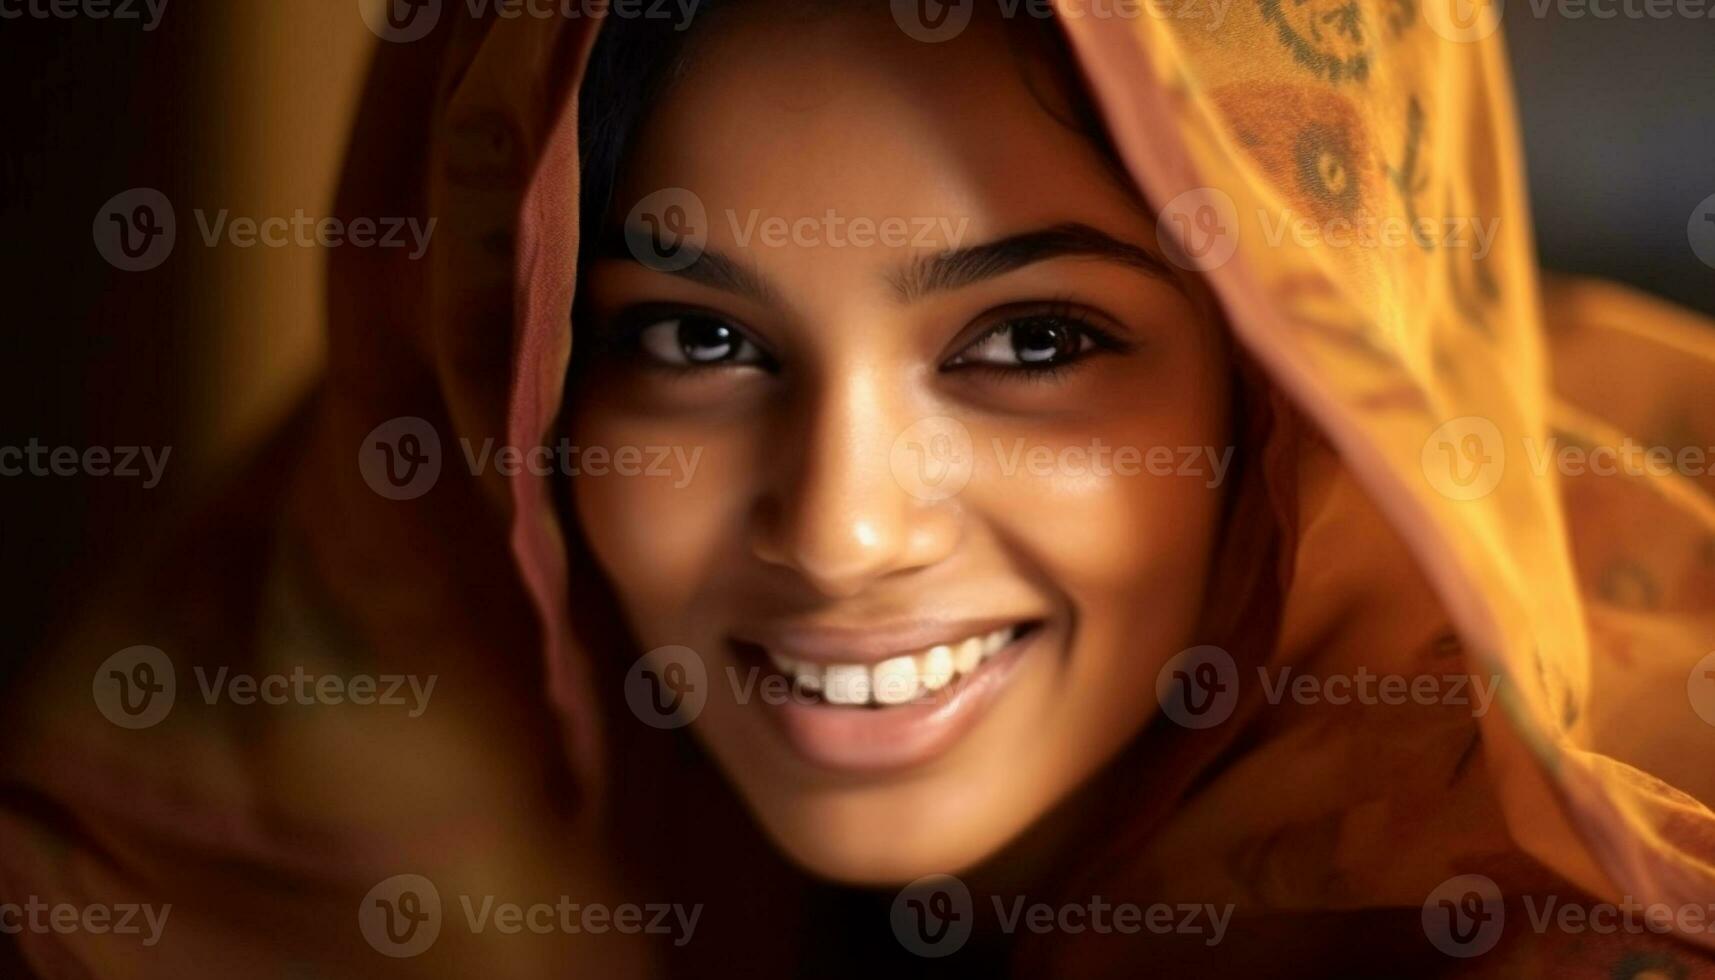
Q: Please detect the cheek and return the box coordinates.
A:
[569,413,756,644]
[970,440,1227,629]
[980,348,1234,597]
[963,362,1231,674]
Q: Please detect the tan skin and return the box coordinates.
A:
[570,6,1232,885]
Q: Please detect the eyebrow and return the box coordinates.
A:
[595,229,781,305]
[890,222,1172,301]
[595,221,1168,305]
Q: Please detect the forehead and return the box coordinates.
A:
[613,7,1149,255]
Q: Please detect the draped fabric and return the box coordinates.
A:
[5,3,1715,976]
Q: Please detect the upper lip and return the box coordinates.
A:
[729,615,1038,666]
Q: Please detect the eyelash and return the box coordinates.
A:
[589,304,773,375]
[943,300,1132,383]
[602,300,1131,380]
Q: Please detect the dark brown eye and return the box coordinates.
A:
[950,316,1096,370]
[1010,318,1080,364]
[638,314,765,367]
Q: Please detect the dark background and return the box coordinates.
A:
[2,8,1712,692]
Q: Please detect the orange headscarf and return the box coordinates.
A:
[5,2,1715,976]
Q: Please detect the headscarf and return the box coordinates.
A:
[5,1,1715,975]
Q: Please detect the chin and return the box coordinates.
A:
[742,786,1030,886]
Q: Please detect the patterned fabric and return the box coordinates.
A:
[1040,0,1715,968]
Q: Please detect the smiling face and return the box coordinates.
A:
[568,5,1233,884]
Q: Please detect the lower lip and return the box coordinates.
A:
[754,630,1038,774]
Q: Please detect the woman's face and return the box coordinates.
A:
[571,7,1232,884]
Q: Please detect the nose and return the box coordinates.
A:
[748,370,961,599]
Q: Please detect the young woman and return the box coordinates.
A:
[6,1,1715,976]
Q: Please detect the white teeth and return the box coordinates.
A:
[872,656,918,706]
[822,664,871,705]
[918,645,955,692]
[953,636,984,674]
[764,625,1023,707]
